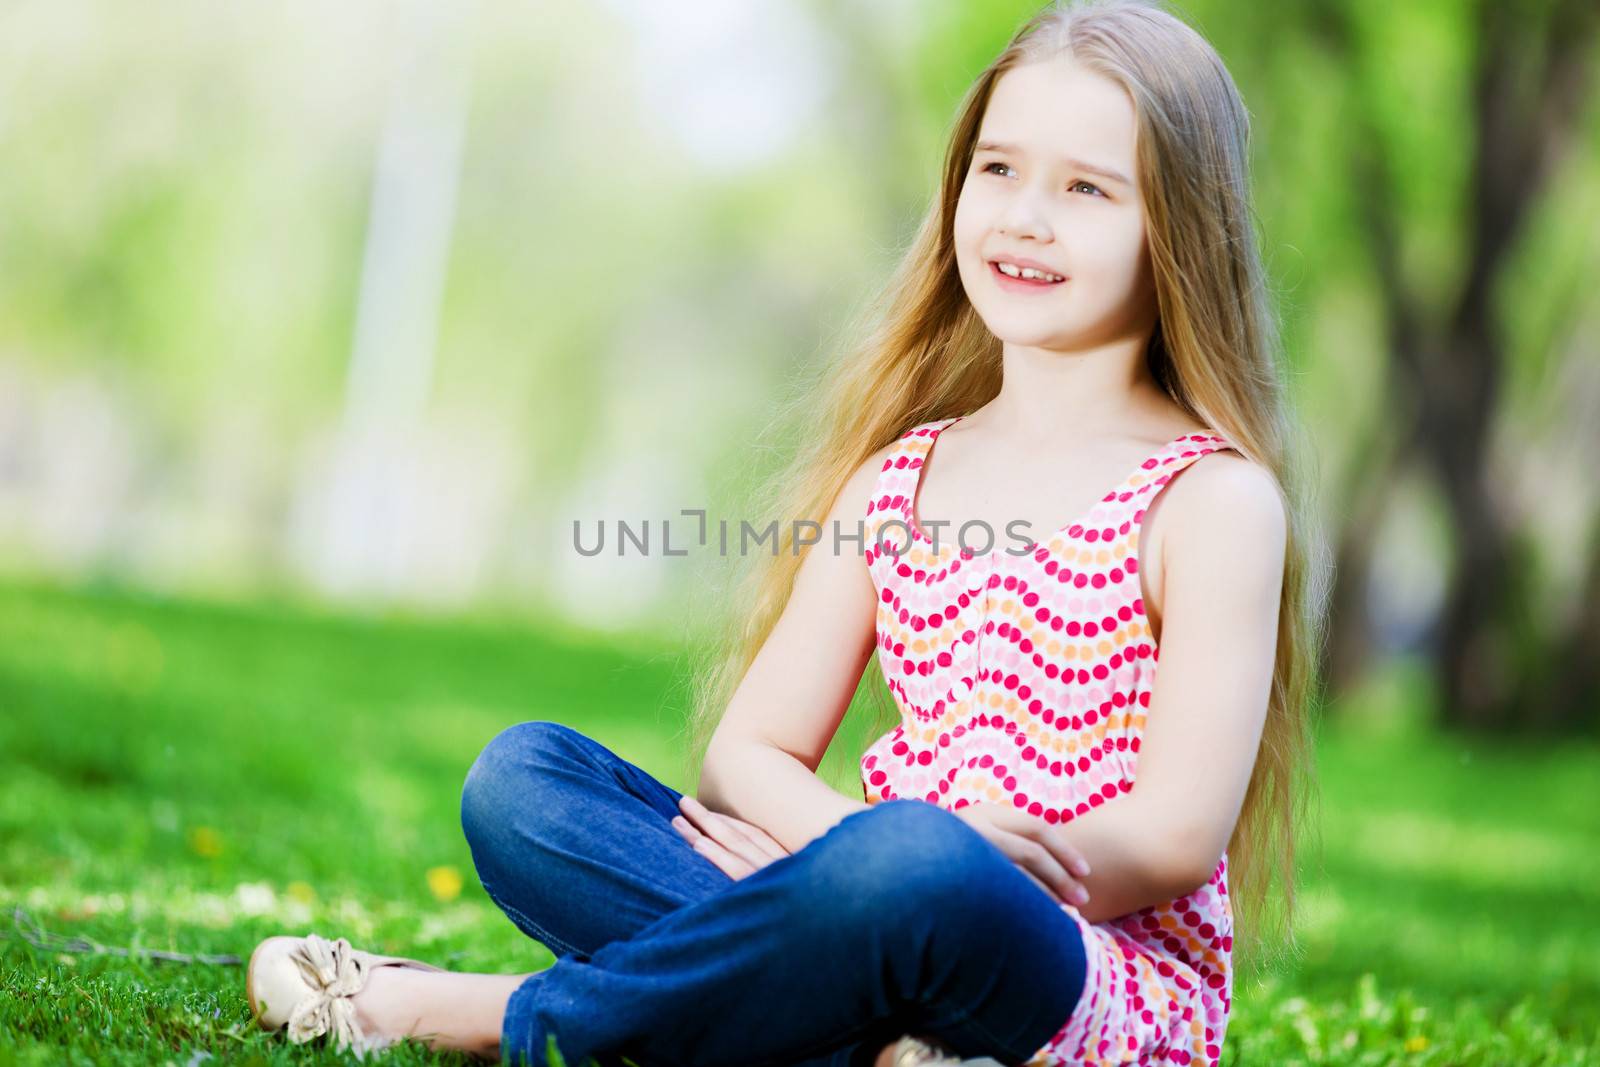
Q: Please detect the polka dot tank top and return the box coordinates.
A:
[858,415,1242,1067]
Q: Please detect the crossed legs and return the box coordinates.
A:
[354,721,1087,1067]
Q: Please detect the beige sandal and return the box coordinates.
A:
[889,1034,1008,1066]
[246,932,446,1057]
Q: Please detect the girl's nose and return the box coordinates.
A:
[996,196,1051,241]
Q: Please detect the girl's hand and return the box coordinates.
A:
[952,801,1093,908]
[670,795,791,880]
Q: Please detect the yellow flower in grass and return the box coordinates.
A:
[1404,1035,1428,1053]
[188,826,223,858]
[287,881,317,904]
[426,865,463,902]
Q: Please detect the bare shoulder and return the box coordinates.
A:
[1158,447,1280,521]
[1164,449,1286,537]
[830,437,901,518]
[802,437,902,565]
[1143,449,1286,634]
[860,436,901,484]
[1160,451,1287,594]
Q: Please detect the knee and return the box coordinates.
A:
[807,800,1002,925]
[459,720,575,848]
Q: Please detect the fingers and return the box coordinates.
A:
[739,821,792,860]
[672,796,788,878]
[675,797,769,867]
[992,831,1090,908]
[978,806,1092,897]
[671,813,756,879]
[1034,824,1092,880]
[1017,866,1066,905]
[988,808,1092,878]
[681,797,789,861]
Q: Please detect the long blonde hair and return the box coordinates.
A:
[681,0,1330,973]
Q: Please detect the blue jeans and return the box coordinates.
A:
[459,720,1087,1067]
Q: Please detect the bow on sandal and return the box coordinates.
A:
[246,932,445,1057]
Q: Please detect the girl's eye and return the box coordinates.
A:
[979,161,1104,198]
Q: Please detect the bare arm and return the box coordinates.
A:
[696,743,870,856]
[1051,454,1288,923]
[694,445,896,855]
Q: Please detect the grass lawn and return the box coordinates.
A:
[2,578,1597,1065]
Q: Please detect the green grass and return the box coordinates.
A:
[1,578,1597,1065]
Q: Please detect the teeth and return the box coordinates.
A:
[996,262,1063,282]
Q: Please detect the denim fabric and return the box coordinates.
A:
[459,720,1087,1067]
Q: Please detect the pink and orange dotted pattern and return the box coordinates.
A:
[859,415,1241,1067]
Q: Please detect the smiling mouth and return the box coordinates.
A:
[988,261,1068,288]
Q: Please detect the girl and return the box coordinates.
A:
[244,0,1327,1064]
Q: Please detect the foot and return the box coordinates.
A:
[877,1033,962,1067]
[246,932,516,1062]
[345,964,394,1045]
[346,966,426,1051]
[346,959,523,1061]
[246,933,445,1058]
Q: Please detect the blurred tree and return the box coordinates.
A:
[1305,0,1599,732]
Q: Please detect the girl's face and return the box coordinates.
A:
[953,57,1153,353]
